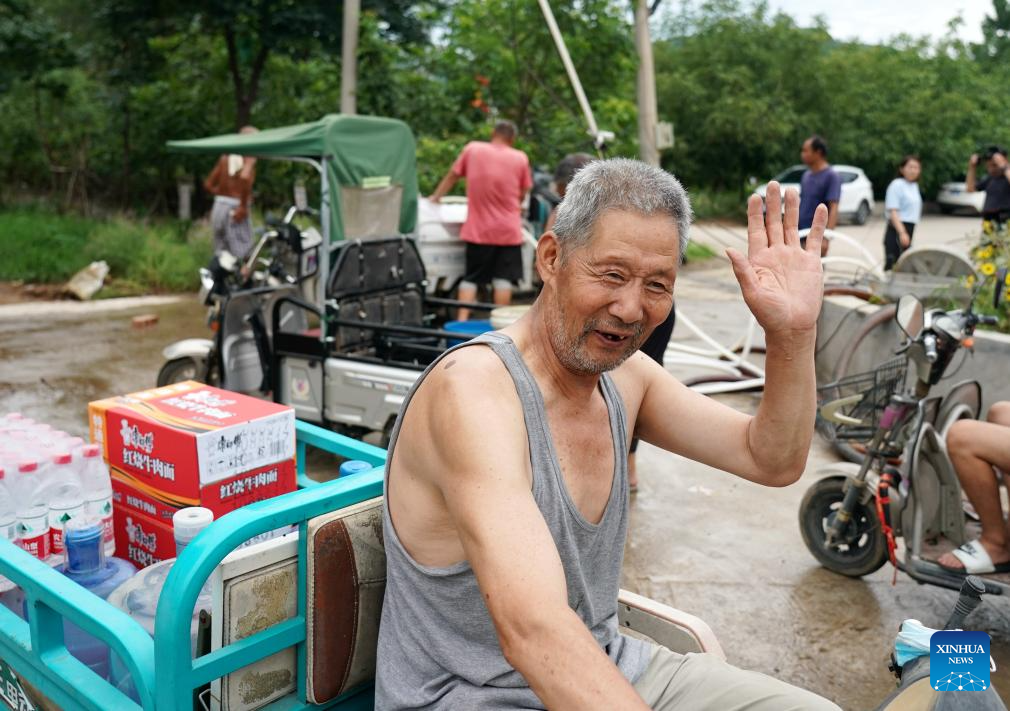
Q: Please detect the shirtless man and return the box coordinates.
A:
[376,159,838,710]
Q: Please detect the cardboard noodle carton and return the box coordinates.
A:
[89,381,298,568]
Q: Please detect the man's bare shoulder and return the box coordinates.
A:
[420,344,517,406]
[403,344,528,474]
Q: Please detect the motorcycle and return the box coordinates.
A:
[157,206,321,391]
[800,271,1008,594]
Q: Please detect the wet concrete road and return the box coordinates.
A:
[0,296,206,436]
[2,239,1009,708]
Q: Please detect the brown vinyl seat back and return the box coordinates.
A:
[305,497,386,704]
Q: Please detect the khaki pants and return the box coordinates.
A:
[633,644,840,711]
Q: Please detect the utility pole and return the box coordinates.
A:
[633,0,659,166]
[341,0,360,114]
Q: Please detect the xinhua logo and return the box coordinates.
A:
[930,630,991,691]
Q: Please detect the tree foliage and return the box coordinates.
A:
[653,0,1007,198]
[1,0,1008,216]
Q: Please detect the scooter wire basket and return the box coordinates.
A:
[816,356,908,443]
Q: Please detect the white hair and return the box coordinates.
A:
[552,158,692,258]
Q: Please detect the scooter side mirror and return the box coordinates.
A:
[895,294,924,339]
[995,267,1008,311]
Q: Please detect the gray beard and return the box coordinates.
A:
[546,298,646,376]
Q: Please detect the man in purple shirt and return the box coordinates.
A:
[798,135,840,256]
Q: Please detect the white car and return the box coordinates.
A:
[754,164,875,225]
[937,181,985,214]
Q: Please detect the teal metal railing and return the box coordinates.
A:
[0,419,387,710]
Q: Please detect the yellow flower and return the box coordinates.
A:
[966,274,977,287]
[980,246,995,259]
[981,262,997,276]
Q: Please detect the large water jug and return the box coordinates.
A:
[56,520,135,679]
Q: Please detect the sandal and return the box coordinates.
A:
[939,539,1010,575]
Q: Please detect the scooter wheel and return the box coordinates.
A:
[799,477,888,578]
[157,357,204,387]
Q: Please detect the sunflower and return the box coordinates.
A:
[979,246,996,260]
[966,274,977,287]
[981,262,997,276]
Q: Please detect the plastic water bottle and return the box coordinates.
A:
[0,469,18,546]
[80,445,115,556]
[0,467,19,594]
[14,461,51,561]
[57,520,135,679]
[48,453,86,559]
[173,507,214,555]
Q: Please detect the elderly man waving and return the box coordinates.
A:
[376,158,838,710]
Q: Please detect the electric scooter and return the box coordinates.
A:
[800,271,1008,595]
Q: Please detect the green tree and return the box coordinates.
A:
[975,0,1010,67]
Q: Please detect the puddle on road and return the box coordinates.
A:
[0,297,207,434]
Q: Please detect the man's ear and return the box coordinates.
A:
[536,231,562,284]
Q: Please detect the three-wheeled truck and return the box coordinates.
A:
[160,115,544,444]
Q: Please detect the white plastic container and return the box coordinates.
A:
[173,507,214,555]
[79,445,115,556]
[490,305,531,330]
[48,453,86,559]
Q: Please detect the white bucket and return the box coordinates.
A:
[490,305,530,330]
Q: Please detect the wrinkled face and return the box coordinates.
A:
[800,139,817,167]
[900,159,921,182]
[543,210,678,375]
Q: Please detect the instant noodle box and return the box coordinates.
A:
[89,380,296,502]
[90,382,297,567]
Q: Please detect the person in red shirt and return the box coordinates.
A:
[430,121,533,320]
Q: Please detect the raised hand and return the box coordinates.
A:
[725,182,826,336]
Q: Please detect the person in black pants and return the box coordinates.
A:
[882,155,922,270]
[628,306,676,492]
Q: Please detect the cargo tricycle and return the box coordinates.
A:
[161,116,533,443]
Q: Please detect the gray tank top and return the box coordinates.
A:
[376,331,651,710]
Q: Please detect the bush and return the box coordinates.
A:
[0,208,211,294]
[690,188,748,221]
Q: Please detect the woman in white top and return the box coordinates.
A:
[883,155,923,270]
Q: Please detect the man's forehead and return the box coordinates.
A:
[582,210,680,261]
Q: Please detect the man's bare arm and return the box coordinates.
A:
[635,184,825,487]
[966,154,978,193]
[416,352,649,709]
[429,169,461,203]
[203,157,225,195]
[889,209,910,247]
[826,201,839,230]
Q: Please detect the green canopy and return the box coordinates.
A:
[167,114,418,242]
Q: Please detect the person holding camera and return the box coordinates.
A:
[967,146,1010,228]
